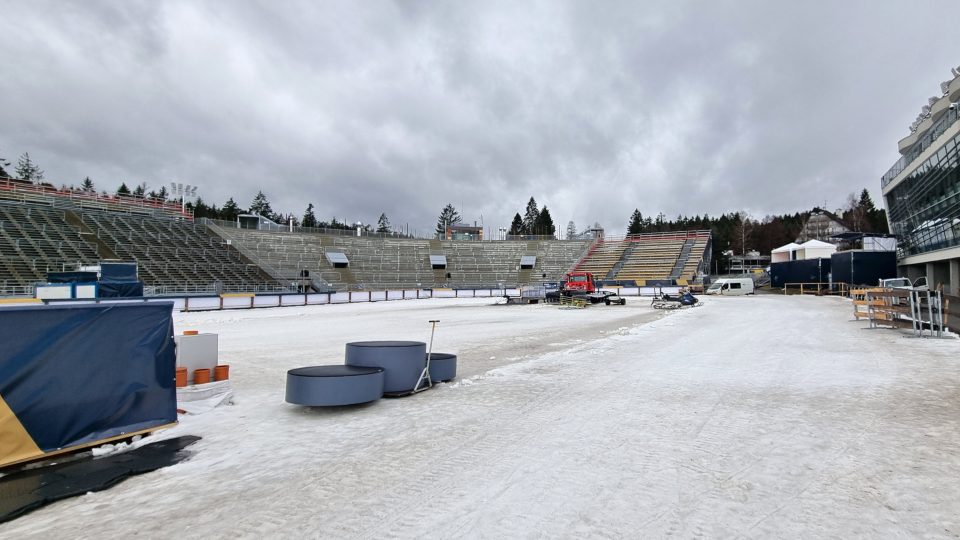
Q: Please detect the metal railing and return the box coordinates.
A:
[882,107,959,188]
[143,282,297,296]
[0,178,193,219]
[782,282,849,296]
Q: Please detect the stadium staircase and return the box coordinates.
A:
[64,209,119,260]
[669,239,696,280]
[606,242,635,280]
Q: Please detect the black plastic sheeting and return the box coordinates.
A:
[97,281,144,298]
[99,262,138,282]
[0,436,200,524]
[45,272,98,284]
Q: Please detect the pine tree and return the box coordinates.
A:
[522,197,539,235]
[191,197,214,219]
[627,209,643,235]
[435,203,461,237]
[249,190,273,217]
[132,183,146,198]
[116,182,130,196]
[0,148,10,178]
[533,206,556,236]
[566,221,577,240]
[508,213,524,236]
[156,186,168,201]
[80,177,95,191]
[858,188,889,233]
[376,213,391,234]
[15,153,44,183]
[221,197,242,221]
[302,203,317,228]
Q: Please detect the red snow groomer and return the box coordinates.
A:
[546,271,626,305]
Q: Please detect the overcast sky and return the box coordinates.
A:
[2,1,959,237]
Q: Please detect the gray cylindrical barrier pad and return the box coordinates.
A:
[345,341,426,394]
[286,365,384,406]
[428,353,457,382]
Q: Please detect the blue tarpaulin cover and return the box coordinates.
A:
[0,302,177,466]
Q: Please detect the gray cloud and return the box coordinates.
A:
[2,0,959,236]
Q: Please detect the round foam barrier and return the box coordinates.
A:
[285,365,384,406]
[345,341,426,394]
[427,353,457,382]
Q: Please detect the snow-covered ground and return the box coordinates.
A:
[4,294,960,538]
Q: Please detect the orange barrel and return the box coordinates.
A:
[214,364,230,381]
[175,367,188,388]
[193,368,211,384]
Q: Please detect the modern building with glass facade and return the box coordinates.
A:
[881,66,960,294]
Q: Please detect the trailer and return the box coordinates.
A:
[503,284,548,304]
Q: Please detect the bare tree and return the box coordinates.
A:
[732,211,754,255]
[843,192,866,232]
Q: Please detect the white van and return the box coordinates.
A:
[706,277,754,296]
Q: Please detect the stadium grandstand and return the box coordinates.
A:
[571,231,712,286]
[0,177,712,295]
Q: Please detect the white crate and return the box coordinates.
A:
[174,333,219,384]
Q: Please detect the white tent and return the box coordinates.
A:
[796,239,836,261]
[770,242,800,263]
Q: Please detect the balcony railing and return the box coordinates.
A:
[882,107,959,189]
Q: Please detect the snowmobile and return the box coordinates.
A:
[650,290,700,310]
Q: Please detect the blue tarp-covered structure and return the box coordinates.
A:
[830,251,897,286]
[770,258,832,288]
[0,302,177,468]
[97,262,144,298]
[99,262,138,282]
[98,281,145,298]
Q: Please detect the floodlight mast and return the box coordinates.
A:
[170,182,198,215]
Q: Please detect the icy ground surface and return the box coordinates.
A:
[4,295,960,538]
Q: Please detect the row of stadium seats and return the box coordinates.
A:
[207,222,592,291]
